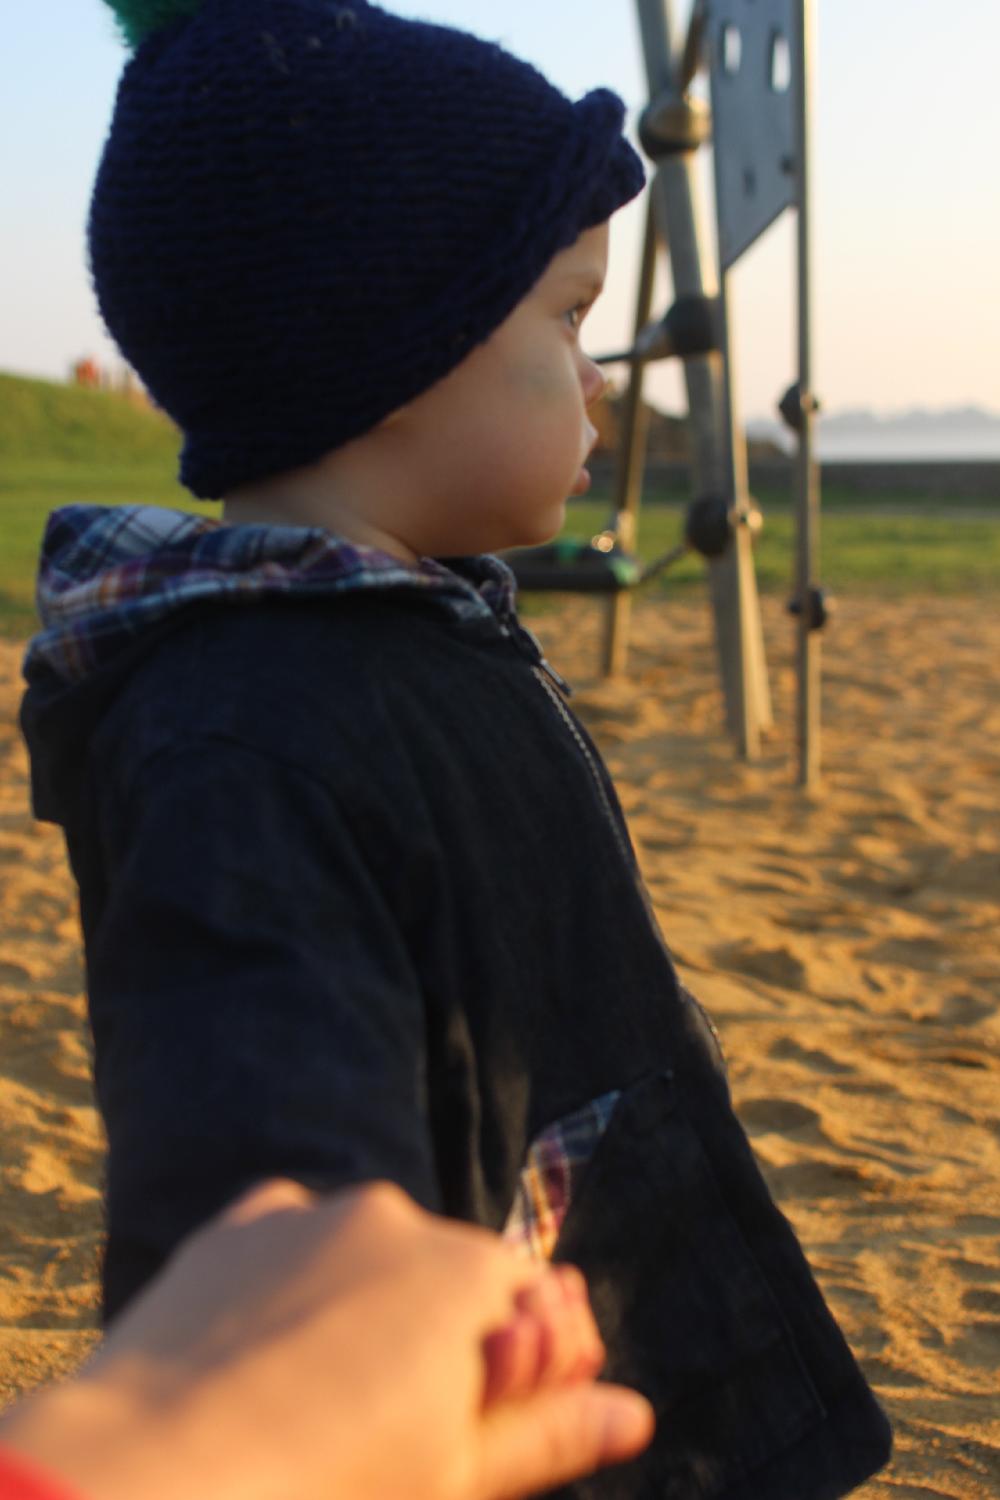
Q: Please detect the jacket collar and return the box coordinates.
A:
[24,504,544,686]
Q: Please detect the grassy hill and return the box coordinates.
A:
[0,371,183,465]
[0,372,195,636]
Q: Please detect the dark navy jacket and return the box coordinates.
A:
[21,506,891,1500]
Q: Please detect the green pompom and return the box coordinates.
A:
[103,0,205,49]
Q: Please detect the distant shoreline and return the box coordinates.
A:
[800,441,1000,464]
[586,456,1000,501]
[747,414,1000,463]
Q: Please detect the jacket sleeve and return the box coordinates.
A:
[86,737,439,1323]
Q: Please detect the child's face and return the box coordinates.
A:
[381,222,610,557]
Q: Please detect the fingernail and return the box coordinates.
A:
[600,1391,656,1453]
[557,1264,588,1304]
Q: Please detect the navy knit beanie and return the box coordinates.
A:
[89,0,644,499]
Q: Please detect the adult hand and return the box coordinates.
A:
[0,1180,654,1500]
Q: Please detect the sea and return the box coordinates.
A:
[816,431,1000,463]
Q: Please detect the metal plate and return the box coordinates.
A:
[708,0,798,267]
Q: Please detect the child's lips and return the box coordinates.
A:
[571,423,599,494]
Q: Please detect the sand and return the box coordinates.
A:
[1,591,998,1497]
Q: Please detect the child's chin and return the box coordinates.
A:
[489,495,570,555]
[514,516,566,551]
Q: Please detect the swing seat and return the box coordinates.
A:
[503,539,643,594]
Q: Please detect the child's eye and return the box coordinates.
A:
[564,302,589,333]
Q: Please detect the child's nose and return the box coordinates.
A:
[580,355,608,409]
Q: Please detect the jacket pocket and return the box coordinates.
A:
[502,1087,622,1261]
[540,1072,827,1499]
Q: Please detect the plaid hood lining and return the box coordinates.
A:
[23,504,552,688]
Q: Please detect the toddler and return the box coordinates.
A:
[22,2,891,1496]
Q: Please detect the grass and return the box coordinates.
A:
[1,457,196,639]
[1,371,997,637]
[0,373,194,635]
[557,494,1000,601]
[0,371,182,465]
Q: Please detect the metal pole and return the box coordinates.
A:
[636,0,726,492]
[717,267,773,753]
[794,0,821,789]
[602,196,658,677]
[636,0,769,755]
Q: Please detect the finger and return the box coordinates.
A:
[477,1383,656,1500]
[483,1265,604,1407]
[219,1178,318,1227]
[554,1266,611,1380]
[514,1267,605,1390]
[550,1265,606,1382]
[482,1312,545,1406]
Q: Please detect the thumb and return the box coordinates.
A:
[220,1178,317,1227]
[476,1383,655,1500]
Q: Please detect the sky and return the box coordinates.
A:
[2,0,998,423]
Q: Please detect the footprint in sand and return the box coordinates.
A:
[962,1288,1000,1316]
[632,819,698,853]
[751,860,815,887]
[15,1141,102,1203]
[768,1037,853,1075]
[726,878,788,896]
[819,994,868,1016]
[858,1356,922,1388]
[947,1322,1000,1371]
[0,961,34,986]
[773,907,869,940]
[762,1159,868,1202]
[862,934,966,973]
[954,1262,1000,1285]
[711,939,808,991]
[1,1003,94,1104]
[736,1097,822,1136]
[952,1215,1000,1238]
[824,1282,887,1339]
[0,1181,95,1253]
[903,1041,999,1072]
[936,1104,977,1127]
[938,991,998,1027]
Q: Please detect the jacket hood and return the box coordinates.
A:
[23,504,530,687]
[20,503,561,825]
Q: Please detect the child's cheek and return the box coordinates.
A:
[503,348,571,405]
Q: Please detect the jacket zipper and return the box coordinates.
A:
[531,664,728,1070]
[531,665,634,870]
